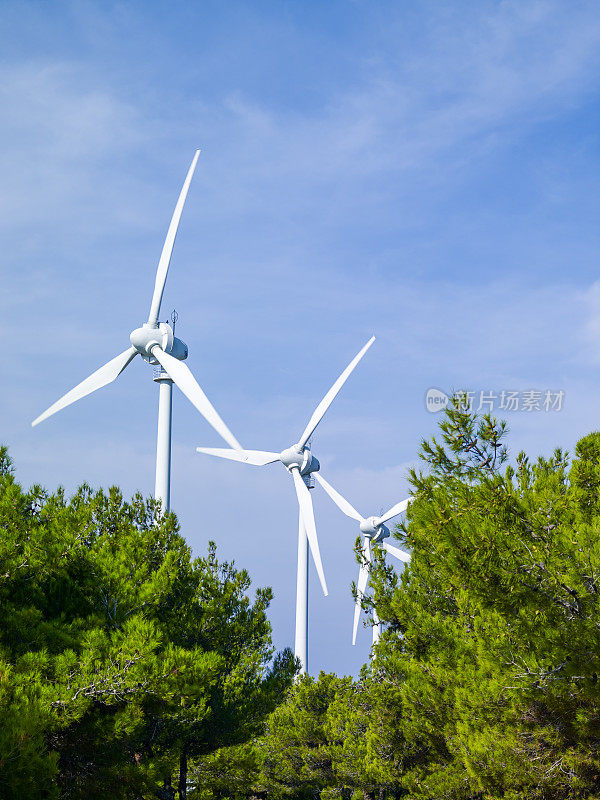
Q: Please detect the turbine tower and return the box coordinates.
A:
[196,335,375,672]
[315,474,410,645]
[32,151,241,512]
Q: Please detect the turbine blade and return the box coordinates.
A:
[314,473,363,522]
[32,347,137,427]
[196,447,279,466]
[382,541,411,563]
[298,336,375,448]
[377,498,409,526]
[152,348,241,451]
[291,468,328,597]
[147,150,200,326]
[353,537,371,646]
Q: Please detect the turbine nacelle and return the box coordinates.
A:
[129,322,188,364]
[279,445,320,477]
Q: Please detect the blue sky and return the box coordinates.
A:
[2,0,600,676]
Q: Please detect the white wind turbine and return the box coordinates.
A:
[196,336,375,673]
[32,151,241,512]
[315,473,410,645]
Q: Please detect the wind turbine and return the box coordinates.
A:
[315,473,410,645]
[196,335,375,673]
[32,151,241,512]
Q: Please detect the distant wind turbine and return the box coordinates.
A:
[32,151,241,512]
[196,336,375,672]
[315,473,410,645]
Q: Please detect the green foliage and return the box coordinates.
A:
[257,672,402,799]
[368,397,600,799]
[189,743,259,799]
[259,672,340,797]
[0,447,294,799]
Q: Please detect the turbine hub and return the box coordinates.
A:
[360,517,389,541]
[130,322,188,364]
[279,445,320,476]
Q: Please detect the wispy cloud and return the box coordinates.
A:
[202,0,600,208]
[0,62,143,231]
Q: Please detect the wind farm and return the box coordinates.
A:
[30,152,399,673]
[3,3,596,795]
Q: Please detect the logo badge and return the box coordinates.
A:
[425,388,449,413]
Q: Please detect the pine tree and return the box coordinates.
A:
[0,447,295,799]
[258,671,398,799]
[369,398,600,799]
[258,672,341,799]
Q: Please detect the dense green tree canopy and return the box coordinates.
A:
[367,400,600,799]
[0,446,295,799]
